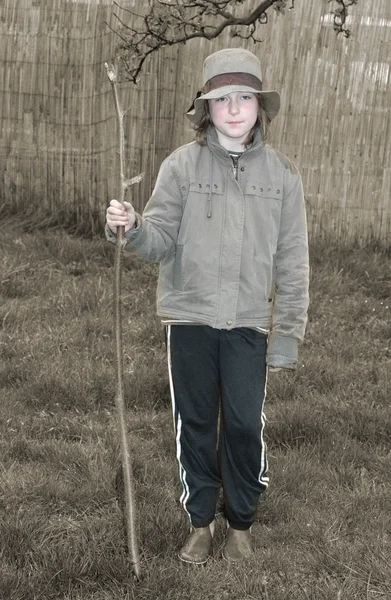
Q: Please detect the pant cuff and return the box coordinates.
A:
[191,517,215,528]
[227,520,253,531]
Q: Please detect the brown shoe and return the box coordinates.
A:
[178,522,215,564]
[223,526,253,561]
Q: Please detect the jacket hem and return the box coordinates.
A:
[157,307,272,330]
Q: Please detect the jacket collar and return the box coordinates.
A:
[202,127,264,219]
[206,126,264,162]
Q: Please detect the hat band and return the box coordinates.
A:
[201,72,262,94]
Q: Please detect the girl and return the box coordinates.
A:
[106,48,309,563]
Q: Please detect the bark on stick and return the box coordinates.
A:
[105,61,144,580]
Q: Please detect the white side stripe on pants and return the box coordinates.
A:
[258,367,269,487]
[166,326,191,521]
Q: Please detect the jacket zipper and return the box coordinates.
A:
[231,155,239,180]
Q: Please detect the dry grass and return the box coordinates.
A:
[0,220,390,599]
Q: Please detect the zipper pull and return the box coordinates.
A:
[231,155,239,180]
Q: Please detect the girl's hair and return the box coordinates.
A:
[194,94,270,147]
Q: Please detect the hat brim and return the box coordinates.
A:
[186,86,281,125]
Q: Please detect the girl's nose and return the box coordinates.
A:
[228,100,240,115]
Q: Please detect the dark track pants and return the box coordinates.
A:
[167,325,268,530]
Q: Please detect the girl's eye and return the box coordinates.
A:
[215,97,227,102]
[241,95,253,100]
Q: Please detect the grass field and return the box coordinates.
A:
[0,219,390,600]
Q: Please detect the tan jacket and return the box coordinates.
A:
[107,129,309,369]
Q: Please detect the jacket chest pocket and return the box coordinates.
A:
[245,181,283,219]
[245,181,283,201]
[177,178,224,243]
[244,180,283,251]
[188,178,224,196]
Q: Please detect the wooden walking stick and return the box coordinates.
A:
[105,61,144,580]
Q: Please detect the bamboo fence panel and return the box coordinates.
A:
[0,0,390,244]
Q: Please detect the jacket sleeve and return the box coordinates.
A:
[267,165,309,370]
[106,155,184,263]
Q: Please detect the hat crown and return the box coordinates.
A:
[203,49,262,85]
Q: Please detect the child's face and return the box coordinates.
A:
[208,92,259,151]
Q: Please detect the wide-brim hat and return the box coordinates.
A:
[186,48,280,125]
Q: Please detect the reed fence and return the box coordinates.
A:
[0,0,390,244]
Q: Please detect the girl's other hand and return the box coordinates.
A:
[106,199,136,233]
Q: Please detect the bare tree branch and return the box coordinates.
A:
[106,0,359,83]
[328,0,358,38]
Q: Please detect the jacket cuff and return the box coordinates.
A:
[104,214,142,245]
[267,334,298,370]
[124,213,146,247]
[105,224,117,243]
